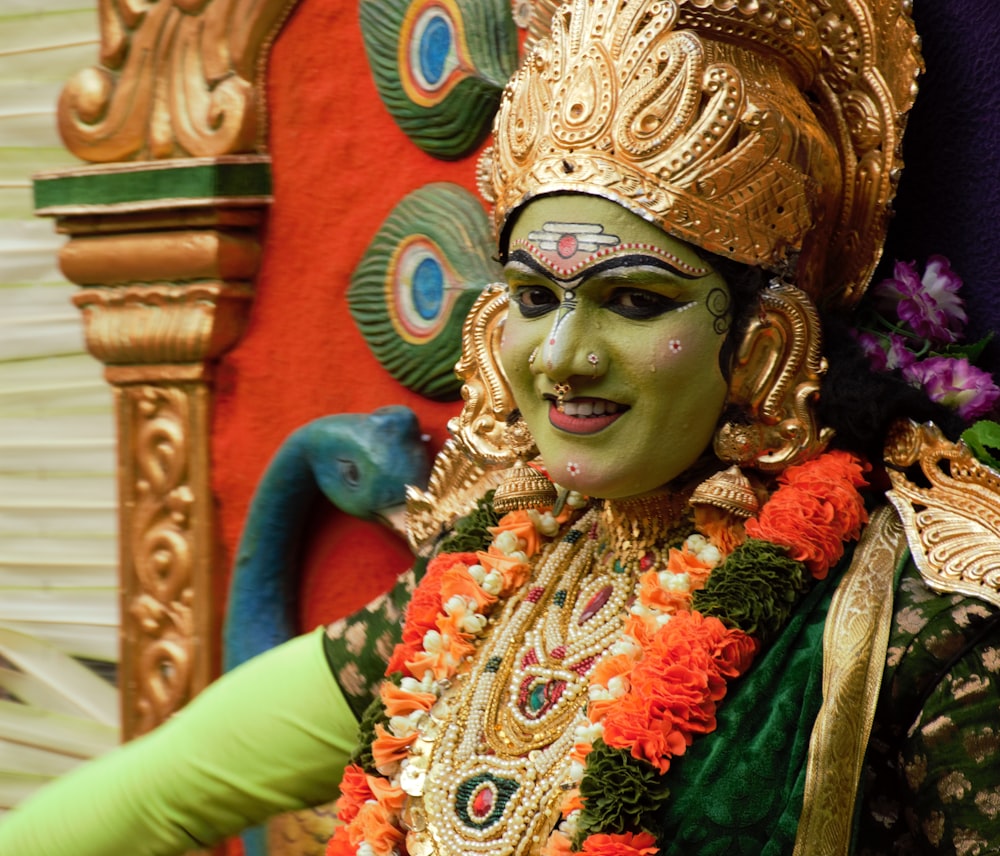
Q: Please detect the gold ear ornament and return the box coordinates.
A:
[690,465,760,519]
[448,284,520,467]
[408,285,575,536]
[713,280,834,471]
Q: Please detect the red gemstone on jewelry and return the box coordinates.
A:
[579,585,613,624]
[550,645,566,660]
[471,785,495,818]
[526,586,545,603]
[639,552,655,571]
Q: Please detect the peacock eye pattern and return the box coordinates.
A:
[359,0,519,159]
[348,183,502,400]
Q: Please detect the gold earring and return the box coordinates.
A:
[713,281,833,471]
[492,415,557,513]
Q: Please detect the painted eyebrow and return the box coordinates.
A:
[505,247,710,286]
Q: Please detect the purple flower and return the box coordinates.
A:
[873,256,968,346]
[903,356,1000,421]
[853,331,888,371]
[883,334,919,372]
[854,330,918,373]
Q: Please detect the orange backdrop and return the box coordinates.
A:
[212,0,489,633]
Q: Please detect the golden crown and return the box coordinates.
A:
[485,0,921,306]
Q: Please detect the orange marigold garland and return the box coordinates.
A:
[745,450,869,579]
[329,452,868,855]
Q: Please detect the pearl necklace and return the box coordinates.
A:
[402,500,691,856]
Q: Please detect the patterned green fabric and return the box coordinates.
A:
[857,560,1000,855]
[323,555,428,720]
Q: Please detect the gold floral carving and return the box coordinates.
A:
[73,282,253,369]
[886,420,1000,608]
[118,384,215,737]
[58,0,301,161]
[61,210,260,745]
[714,281,833,470]
[793,505,907,856]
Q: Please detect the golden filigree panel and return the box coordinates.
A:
[886,420,1000,608]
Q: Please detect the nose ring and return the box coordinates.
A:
[553,382,572,412]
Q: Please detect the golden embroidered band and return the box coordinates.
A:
[793,506,907,855]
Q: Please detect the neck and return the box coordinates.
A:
[599,489,693,566]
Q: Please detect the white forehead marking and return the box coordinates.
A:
[527,222,621,257]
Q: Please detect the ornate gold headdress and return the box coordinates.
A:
[483,0,922,307]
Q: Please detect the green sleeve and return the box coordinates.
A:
[0,627,357,856]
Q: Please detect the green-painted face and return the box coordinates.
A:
[500,195,732,500]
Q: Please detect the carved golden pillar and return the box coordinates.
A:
[35,174,267,738]
[33,0,302,745]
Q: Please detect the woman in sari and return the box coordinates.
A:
[2,0,999,854]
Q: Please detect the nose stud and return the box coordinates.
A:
[553,382,573,412]
[587,353,599,376]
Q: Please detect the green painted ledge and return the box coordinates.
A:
[33,157,272,216]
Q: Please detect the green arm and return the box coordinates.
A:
[0,627,357,856]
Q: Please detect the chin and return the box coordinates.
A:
[554,471,660,501]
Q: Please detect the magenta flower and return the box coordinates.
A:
[904,357,1000,421]
[874,256,968,345]
[854,330,917,373]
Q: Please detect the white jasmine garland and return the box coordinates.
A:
[610,635,642,657]
[400,672,437,694]
[685,533,722,566]
[493,530,520,554]
[660,570,690,591]
[528,508,561,536]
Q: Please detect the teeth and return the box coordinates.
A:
[561,400,619,417]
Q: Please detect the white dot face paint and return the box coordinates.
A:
[500,195,733,500]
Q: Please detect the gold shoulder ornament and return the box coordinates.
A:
[885,418,1000,609]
